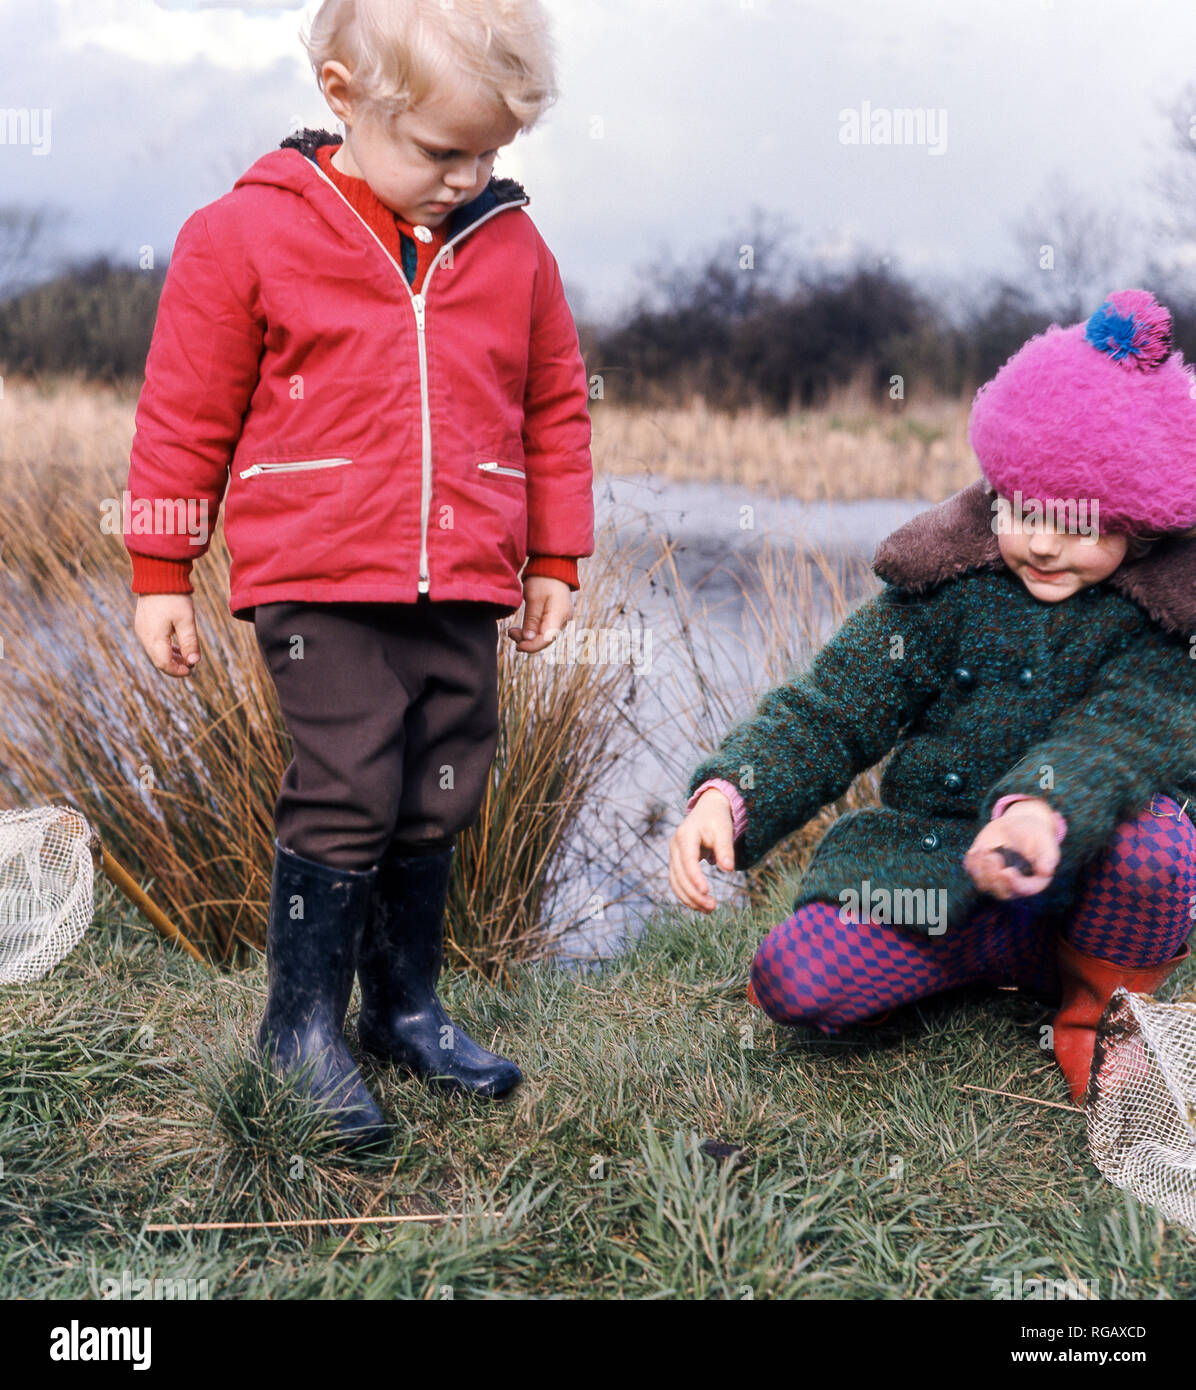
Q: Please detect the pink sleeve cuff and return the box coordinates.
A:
[990,794,1068,845]
[687,778,748,842]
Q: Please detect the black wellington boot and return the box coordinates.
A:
[356,846,523,1098]
[256,840,389,1150]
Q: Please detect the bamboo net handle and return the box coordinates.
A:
[98,845,208,966]
[52,808,208,966]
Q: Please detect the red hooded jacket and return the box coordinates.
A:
[123,129,594,619]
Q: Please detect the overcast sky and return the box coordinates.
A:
[5,0,1196,324]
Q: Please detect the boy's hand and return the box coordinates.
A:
[669,789,736,913]
[508,574,573,653]
[963,799,1060,900]
[134,594,202,678]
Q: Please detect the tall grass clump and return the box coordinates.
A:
[443,534,641,976]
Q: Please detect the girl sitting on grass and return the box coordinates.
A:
[670,289,1196,1103]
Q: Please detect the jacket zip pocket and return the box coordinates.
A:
[239,457,353,479]
[477,461,526,479]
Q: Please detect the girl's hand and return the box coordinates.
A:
[963,799,1060,900]
[669,789,736,912]
[134,594,202,678]
[508,574,573,653]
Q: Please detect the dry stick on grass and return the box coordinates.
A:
[145,1212,504,1233]
[956,1083,1081,1113]
[328,1164,403,1260]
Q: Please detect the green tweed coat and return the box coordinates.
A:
[686,481,1196,934]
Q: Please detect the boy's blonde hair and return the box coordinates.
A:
[300,0,558,131]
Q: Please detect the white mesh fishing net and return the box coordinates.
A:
[1087,988,1196,1232]
[0,807,95,983]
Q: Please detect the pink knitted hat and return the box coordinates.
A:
[967,289,1196,534]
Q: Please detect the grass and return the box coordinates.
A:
[3,870,1196,1300]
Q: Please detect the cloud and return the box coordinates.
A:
[10,0,1196,323]
[154,1,306,10]
[46,0,312,70]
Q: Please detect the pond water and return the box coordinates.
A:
[550,477,930,961]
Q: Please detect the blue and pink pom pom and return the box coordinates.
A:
[1084,289,1172,371]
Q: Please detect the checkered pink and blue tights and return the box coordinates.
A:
[750,795,1196,1033]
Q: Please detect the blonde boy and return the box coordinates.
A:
[124,0,593,1147]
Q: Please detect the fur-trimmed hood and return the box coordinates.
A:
[872,479,1196,638]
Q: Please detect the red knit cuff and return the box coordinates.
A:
[524,555,580,590]
[129,552,194,595]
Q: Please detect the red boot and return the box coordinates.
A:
[1052,933,1190,1104]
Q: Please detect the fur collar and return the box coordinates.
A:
[872,479,1196,638]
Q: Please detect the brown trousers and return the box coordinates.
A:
[253,598,506,870]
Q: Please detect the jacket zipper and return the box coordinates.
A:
[477,461,526,479]
[239,457,352,478]
[308,158,527,595]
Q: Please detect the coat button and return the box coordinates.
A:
[952,666,975,691]
[920,831,939,850]
[1017,666,1033,686]
[942,772,964,792]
